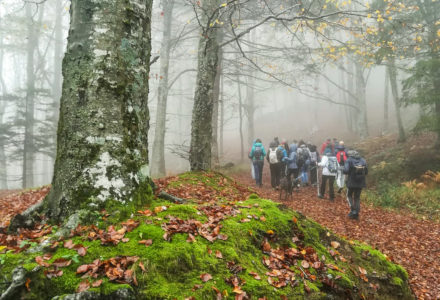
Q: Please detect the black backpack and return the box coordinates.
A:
[353,160,367,177]
[297,148,308,166]
[254,146,263,160]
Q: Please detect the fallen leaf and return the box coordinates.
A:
[64,240,74,249]
[200,273,212,282]
[52,258,71,268]
[138,239,153,247]
[331,241,340,249]
[77,280,90,293]
[92,279,103,287]
[25,278,31,291]
[260,216,266,222]
[215,250,223,259]
[301,260,310,269]
[35,256,50,267]
[249,271,261,280]
[262,240,271,252]
[76,265,89,274]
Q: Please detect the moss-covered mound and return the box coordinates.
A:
[0,172,413,299]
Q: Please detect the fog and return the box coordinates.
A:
[0,0,433,187]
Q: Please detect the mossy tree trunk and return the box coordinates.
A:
[189,0,220,171]
[211,34,223,167]
[388,58,406,143]
[151,0,175,178]
[44,0,153,222]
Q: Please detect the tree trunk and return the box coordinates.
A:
[44,0,153,222]
[245,75,255,146]
[189,0,220,171]
[219,74,224,158]
[0,34,7,189]
[346,59,356,133]
[44,0,64,184]
[237,70,244,163]
[355,64,369,139]
[388,58,406,142]
[151,0,175,178]
[211,35,223,167]
[383,67,390,134]
[22,4,43,188]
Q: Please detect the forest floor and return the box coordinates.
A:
[231,170,440,300]
[1,170,439,299]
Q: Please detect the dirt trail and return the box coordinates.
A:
[231,170,440,300]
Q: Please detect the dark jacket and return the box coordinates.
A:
[343,151,368,188]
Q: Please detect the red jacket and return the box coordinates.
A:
[336,151,347,165]
[320,142,334,155]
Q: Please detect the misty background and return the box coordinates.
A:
[0,0,424,188]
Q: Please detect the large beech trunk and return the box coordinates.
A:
[189,0,220,171]
[44,0,153,222]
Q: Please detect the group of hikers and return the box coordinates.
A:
[248,137,368,220]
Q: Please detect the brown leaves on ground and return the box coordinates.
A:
[154,172,251,204]
[0,224,53,253]
[76,256,139,284]
[68,219,140,246]
[232,170,440,300]
[162,205,239,242]
[0,187,49,227]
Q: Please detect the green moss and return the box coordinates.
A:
[392,276,404,287]
[0,172,414,299]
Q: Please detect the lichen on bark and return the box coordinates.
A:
[43,0,153,222]
[189,0,221,171]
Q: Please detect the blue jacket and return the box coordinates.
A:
[278,145,288,161]
[249,142,266,162]
[283,144,298,169]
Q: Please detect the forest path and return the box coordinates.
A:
[231,169,440,300]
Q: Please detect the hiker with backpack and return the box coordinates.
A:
[320,138,334,155]
[283,143,299,187]
[344,150,368,220]
[280,139,290,178]
[248,139,266,187]
[308,143,320,186]
[318,149,338,201]
[297,142,311,186]
[266,141,286,189]
[335,141,348,193]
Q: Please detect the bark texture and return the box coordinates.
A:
[189,0,220,171]
[44,0,153,222]
[151,0,175,178]
[388,58,406,142]
[355,64,369,139]
[211,40,222,167]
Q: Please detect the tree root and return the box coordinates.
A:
[8,202,43,233]
[158,191,185,204]
[0,267,26,300]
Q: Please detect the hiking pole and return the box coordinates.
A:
[316,165,320,197]
[345,190,352,209]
